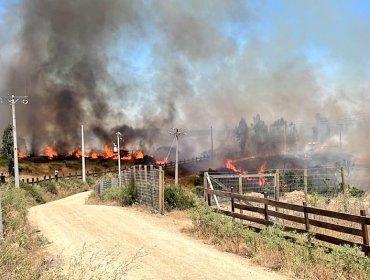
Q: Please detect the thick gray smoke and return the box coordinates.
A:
[0,0,370,161]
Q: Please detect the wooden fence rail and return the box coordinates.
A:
[205,188,370,255]
[20,168,119,185]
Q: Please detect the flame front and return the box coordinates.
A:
[257,162,267,186]
[39,146,58,159]
[18,150,29,159]
[134,150,144,159]
[225,159,248,174]
[156,158,168,165]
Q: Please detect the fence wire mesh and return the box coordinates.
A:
[95,165,161,210]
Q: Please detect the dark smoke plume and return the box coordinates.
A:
[1,0,370,164]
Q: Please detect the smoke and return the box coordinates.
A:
[0,0,370,160]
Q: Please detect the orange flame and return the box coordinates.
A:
[103,145,117,159]
[156,158,168,165]
[18,150,29,159]
[39,146,58,159]
[257,162,267,186]
[90,152,98,159]
[134,150,144,159]
[121,154,132,160]
[225,159,248,174]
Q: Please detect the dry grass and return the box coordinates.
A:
[43,244,146,280]
[190,202,370,280]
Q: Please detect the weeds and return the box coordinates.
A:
[190,202,370,280]
[45,244,145,280]
[94,179,138,206]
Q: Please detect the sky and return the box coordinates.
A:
[1,0,370,154]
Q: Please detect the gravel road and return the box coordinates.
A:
[28,191,288,280]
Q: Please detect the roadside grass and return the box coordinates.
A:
[190,202,370,280]
[89,179,139,207]
[44,244,145,280]
[0,175,113,279]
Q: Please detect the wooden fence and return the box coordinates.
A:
[205,188,370,255]
[20,168,119,185]
[160,155,210,168]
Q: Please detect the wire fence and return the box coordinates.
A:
[205,166,363,201]
[95,165,164,212]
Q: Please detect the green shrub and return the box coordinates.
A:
[102,186,127,201]
[122,180,138,206]
[100,180,137,206]
[191,186,204,197]
[20,182,46,204]
[39,180,58,195]
[349,186,365,198]
[164,186,196,211]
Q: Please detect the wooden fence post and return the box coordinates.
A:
[133,166,137,184]
[275,169,280,201]
[304,169,308,203]
[360,209,369,255]
[158,166,164,215]
[231,187,235,213]
[341,167,348,212]
[303,202,310,231]
[264,192,269,225]
[31,178,34,184]
[238,174,243,214]
[204,172,208,202]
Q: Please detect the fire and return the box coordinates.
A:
[156,158,168,165]
[133,150,144,159]
[121,154,132,160]
[90,152,98,159]
[257,162,267,186]
[225,159,247,174]
[73,149,82,158]
[103,145,117,159]
[39,146,58,159]
[18,150,29,159]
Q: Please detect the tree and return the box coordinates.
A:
[235,118,248,154]
[1,124,13,159]
[1,124,14,176]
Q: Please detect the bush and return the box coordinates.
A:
[39,180,58,195]
[102,186,127,201]
[349,186,365,198]
[122,180,138,206]
[20,182,46,204]
[100,180,137,206]
[164,186,196,211]
[191,186,204,197]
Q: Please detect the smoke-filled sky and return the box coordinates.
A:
[1,0,370,156]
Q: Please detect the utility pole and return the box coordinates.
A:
[81,125,86,183]
[0,95,28,188]
[116,132,123,187]
[169,128,186,186]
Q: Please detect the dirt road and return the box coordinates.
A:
[28,192,288,280]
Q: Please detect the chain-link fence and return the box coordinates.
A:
[95,165,164,213]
